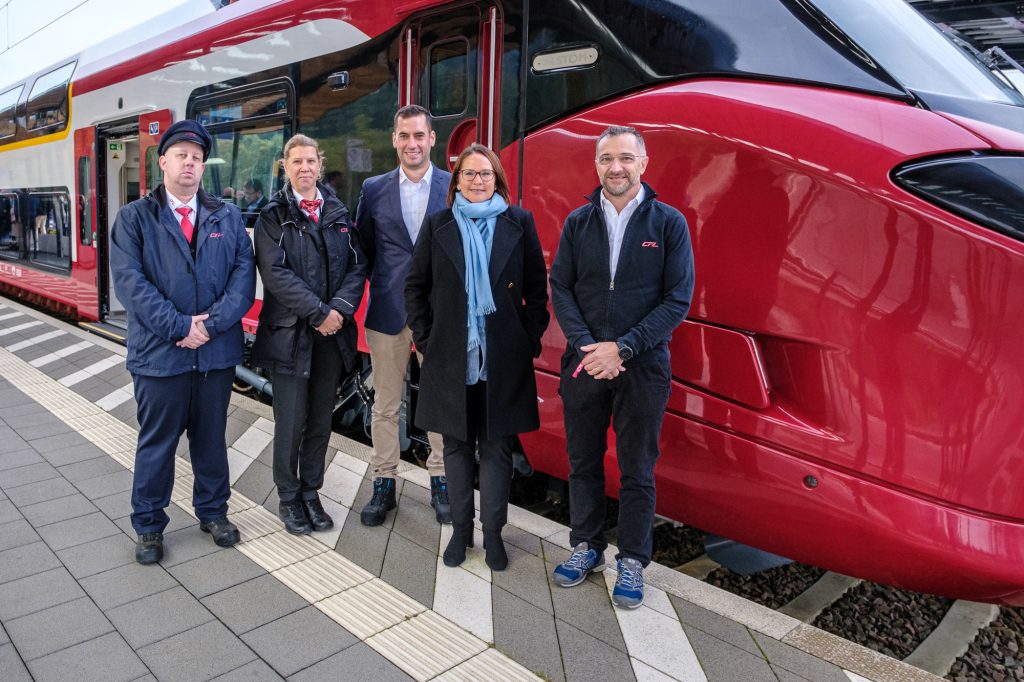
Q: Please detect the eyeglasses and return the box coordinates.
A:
[596,154,646,166]
[459,169,495,181]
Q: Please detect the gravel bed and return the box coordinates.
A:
[651,522,706,567]
[705,563,825,609]
[812,582,953,660]
[948,607,1024,681]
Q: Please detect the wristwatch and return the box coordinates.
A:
[617,342,634,362]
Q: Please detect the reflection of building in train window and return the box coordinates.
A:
[28,192,71,270]
[0,194,21,256]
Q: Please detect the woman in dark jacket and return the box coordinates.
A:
[405,143,549,570]
[253,134,365,535]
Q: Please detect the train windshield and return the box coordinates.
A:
[812,0,1024,105]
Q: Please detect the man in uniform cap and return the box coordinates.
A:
[111,119,256,564]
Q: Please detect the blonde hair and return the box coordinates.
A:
[282,134,325,183]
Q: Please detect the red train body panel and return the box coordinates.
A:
[2,0,1024,603]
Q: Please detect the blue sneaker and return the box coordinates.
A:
[552,542,605,587]
[612,558,645,608]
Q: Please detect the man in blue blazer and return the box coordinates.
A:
[354,105,452,526]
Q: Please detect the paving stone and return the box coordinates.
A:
[138,620,256,682]
[202,574,307,635]
[56,532,137,579]
[0,519,40,552]
[6,476,77,507]
[288,642,414,682]
[233,460,277,507]
[242,606,358,677]
[2,412,60,431]
[6,596,114,660]
[114,502,198,537]
[11,420,73,442]
[0,540,60,586]
[23,430,89,452]
[0,461,60,489]
[167,546,266,599]
[212,659,285,681]
[27,631,147,682]
[158,525,228,567]
[548,565,626,653]
[0,436,30,456]
[109,400,139,426]
[0,566,84,620]
[772,666,821,682]
[686,626,776,682]
[41,441,110,467]
[556,620,636,682]
[502,523,544,557]
[0,499,21,525]
[0,449,43,470]
[380,531,436,607]
[75,469,135,500]
[20,492,97,527]
[79,381,121,403]
[671,593,762,656]
[81,561,179,610]
[107,586,215,648]
[0,402,49,420]
[751,631,849,682]
[58,455,126,482]
[0,642,31,682]
[0,622,8,644]
[493,543,554,615]
[93,488,134,519]
[391,496,441,552]
[493,586,565,682]
[336,495,390,576]
[37,510,121,551]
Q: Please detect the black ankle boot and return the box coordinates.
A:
[360,477,397,527]
[483,529,507,571]
[443,526,475,567]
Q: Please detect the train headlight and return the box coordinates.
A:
[893,155,1024,241]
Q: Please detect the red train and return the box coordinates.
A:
[1,0,1023,603]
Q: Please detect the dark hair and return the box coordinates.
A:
[394,104,432,131]
[596,125,646,155]
[244,178,263,193]
[447,144,511,206]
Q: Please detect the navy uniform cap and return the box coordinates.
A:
[158,120,213,161]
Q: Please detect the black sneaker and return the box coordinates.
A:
[279,501,312,535]
[359,477,396,526]
[200,516,240,547]
[430,475,452,525]
[303,496,334,532]
[135,532,163,564]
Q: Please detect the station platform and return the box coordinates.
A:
[0,298,942,682]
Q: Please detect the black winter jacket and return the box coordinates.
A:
[549,182,694,365]
[252,183,366,376]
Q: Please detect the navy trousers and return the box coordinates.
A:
[560,358,672,566]
[130,368,235,534]
[270,334,344,503]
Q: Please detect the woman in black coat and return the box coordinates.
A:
[405,143,549,571]
[253,134,365,536]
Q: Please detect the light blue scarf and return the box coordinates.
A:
[452,192,507,363]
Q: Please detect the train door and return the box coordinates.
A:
[73,127,100,320]
[404,2,502,168]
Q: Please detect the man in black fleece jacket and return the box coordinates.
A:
[549,125,694,608]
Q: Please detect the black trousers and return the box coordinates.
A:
[560,359,671,566]
[271,335,344,503]
[131,368,234,534]
[442,381,514,533]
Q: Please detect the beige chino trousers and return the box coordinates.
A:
[366,327,445,478]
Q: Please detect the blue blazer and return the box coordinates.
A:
[354,165,451,334]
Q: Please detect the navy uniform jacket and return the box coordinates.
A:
[110,185,256,377]
[354,164,451,335]
[549,182,694,365]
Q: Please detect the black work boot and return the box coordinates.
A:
[360,477,396,526]
[430,475,452,524]
[302,496,334,532]
[135,532,163,564]
[279,501,312,535]
[200,516,240,547]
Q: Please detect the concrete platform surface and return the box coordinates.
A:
[0,297,941,682]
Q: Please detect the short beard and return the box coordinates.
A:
[602,177,637,197]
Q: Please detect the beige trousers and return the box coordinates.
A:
[366,327,445,478]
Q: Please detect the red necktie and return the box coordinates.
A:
[175,206,194,242]
[300,199,321,223]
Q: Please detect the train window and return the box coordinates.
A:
[0,194,22,259]
[0,86,22,139]
[26,192,71,271]
[203,124,285,223]
[77,158,93,246]
[144,147,160,199]
[26,62,75,132]
[427,39,470,117]
[195,89,290,125]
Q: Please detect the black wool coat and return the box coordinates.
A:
[405,204,550,442]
